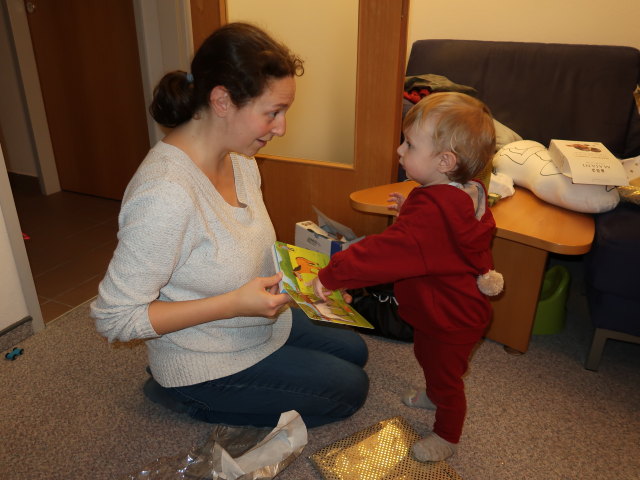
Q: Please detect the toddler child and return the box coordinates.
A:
[312,92,503,461]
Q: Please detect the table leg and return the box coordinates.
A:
[485,237,548,353]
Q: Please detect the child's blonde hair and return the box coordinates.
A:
[403,92,496,184]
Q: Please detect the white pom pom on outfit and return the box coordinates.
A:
[477,269,504,296]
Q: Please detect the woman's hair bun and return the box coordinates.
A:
[149,71,194,128]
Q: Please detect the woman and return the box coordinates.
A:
[91,23,368,428]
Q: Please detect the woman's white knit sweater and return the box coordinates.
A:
[91,142,292,387]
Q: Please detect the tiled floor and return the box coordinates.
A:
[9,174,121,323]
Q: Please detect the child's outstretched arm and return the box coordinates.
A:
[387,192,406,214]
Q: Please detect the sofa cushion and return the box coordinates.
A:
[494,119,523,151]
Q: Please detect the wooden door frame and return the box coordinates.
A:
[191,0,409,243]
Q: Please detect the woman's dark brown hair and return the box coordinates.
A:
[150,22,304,128]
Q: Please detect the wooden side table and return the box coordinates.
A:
[350,182,595,353]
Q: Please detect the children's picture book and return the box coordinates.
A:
[272,241,374,329]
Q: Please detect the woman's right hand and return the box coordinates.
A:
[232,272,291,318]
[149,272,291,335]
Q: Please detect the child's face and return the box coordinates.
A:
[397,120,451,186]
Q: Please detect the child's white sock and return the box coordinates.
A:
[411,432,457,462]
[401,388,436,410]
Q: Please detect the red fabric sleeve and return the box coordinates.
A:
[318,185,495,292]
[318,218,428,291]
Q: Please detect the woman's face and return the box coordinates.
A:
[227,76,296,156]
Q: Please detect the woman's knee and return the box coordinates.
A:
[351,367,370,409]
[332,361,370,411]
[331,328,369,367]
[355,335,369,366]
[289,309,369,367]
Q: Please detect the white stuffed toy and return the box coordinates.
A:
[489,172,515,199]
[493,140,620,213]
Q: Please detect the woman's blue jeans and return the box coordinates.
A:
[162,308,369,428]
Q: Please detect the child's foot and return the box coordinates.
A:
[401,388,436,410]
[412,432,457,462]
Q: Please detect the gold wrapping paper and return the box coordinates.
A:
[618,185,640,205]
[310,417,462,480]
[477,160,493,193]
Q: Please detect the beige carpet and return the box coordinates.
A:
[2,256,639,479]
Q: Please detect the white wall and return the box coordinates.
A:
[0,146,43,332]
[408,0,640,54]
[133,0,194,146]
[227,0,358,165]
[0,201,28,331]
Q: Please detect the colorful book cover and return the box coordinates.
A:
[272,241,374,329]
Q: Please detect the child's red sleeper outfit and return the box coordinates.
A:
[319,183,496,443]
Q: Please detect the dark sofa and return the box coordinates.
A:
[404,39,640,369]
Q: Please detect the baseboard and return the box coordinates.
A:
[7,172,40,195]
[0,316,34,352]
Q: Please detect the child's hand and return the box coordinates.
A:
[312,277,332,301]
[387,192,406,214]
[340,290,353,304]
[312,278,352,304]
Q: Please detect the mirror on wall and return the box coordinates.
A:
[227,0,358,165]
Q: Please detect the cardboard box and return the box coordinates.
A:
[295,221,346,257]
[549,140,628,186]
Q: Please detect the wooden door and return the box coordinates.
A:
[191,0,409,243]
[25,0,149,200]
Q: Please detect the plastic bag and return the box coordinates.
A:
[126,410,307,480]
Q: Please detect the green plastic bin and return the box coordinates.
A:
[532,265,571,335]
